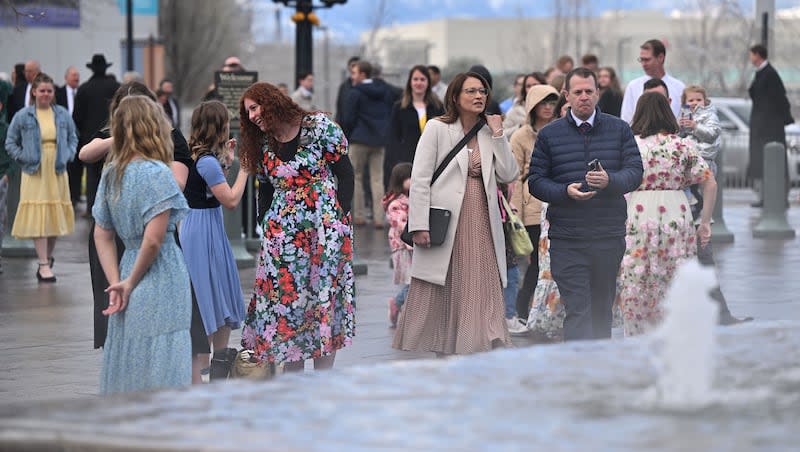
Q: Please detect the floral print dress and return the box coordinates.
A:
[619,133,710,336]
[242,113,355,364]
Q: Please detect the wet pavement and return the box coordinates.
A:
[0,189,799,450]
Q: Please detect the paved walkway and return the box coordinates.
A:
[1,189,799,405]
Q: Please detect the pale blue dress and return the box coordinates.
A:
[93,159,191,395]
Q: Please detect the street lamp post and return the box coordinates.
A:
[272,0,347,89]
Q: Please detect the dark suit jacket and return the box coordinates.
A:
[748,62,794,179]
[7,82,28,122]
[55,85,68,109]
[383,100,444,189]
[73,74,120,148]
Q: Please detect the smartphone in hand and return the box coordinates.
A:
[580,159,600,192]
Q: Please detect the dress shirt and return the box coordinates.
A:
[570,108,597,128]
[620,73,686,123]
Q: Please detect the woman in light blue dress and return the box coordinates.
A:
[93,95,191,394]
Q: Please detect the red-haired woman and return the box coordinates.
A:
[238,82,355,372]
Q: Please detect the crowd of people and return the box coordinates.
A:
[2,36,789,394]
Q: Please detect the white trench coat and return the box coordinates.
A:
[407,118,519,287]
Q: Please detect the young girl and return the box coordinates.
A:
[93,95,191,394]
[180,100,250,382]
[382,162,412,327]
[680,85,721,176]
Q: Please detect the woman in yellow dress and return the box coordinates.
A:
[5,73,77,282]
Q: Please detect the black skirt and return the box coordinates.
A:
[89,222,210,354]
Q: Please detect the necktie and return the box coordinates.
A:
[578,122,592,134]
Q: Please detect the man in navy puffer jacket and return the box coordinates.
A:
[529,67,643,341]
[341,60,396,226]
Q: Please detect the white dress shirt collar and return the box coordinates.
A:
[570,108,597,127]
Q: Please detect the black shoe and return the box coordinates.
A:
[36,263,56,283]
[750,200,763,208]
[209,347,238,381]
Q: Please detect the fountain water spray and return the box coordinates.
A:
[648,258,720,409]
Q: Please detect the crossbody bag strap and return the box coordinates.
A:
[429,117,486,186]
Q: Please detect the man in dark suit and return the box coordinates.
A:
[159,78,180,129]
[55,66,82,206]
[748,43,794,207]
[7,60,40,121]
[73,54,120,217]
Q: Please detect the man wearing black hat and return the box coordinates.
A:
[73,54,119,217]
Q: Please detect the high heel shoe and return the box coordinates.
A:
[36,263,56,283]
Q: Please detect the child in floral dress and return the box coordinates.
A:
[383,163,413,327]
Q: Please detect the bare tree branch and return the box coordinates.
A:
[159,0,252,104]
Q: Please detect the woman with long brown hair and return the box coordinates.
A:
[393,72,519,356]
[239,82,355,372]
[180,100,249,383]
[597,67,623,117]
[384,65,444,189]
[620,92,717,336]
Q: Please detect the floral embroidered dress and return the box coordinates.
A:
[619,133,710,336]
[242,113,355,364]
[526,203,564,339]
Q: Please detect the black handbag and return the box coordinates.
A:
[401,118,486,247]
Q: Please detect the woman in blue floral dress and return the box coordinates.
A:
[238,83,355,371]
[93,96,191,394]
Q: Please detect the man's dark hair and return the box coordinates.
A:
[641,39,666,57]
[750,44,768,59]
[297,71,313,83]
[643,78,669,97]
[564,67,598,91]
[347,56,360,66]
[427,65,441,76]
[159,78,172,88]
[355,61,373,79]
[581,54,599,66]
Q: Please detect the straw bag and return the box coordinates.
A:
[230,349,275,380]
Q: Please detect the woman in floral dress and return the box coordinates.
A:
[620,92,717,336]
[238,83,355,371]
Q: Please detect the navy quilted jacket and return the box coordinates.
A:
[527,108,643,241]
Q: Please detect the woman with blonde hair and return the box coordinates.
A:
[6,72,77,282]
[393,72,519,355]
[93,95,191,394]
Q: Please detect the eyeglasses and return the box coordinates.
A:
[540,100,558,107]
[637,57,653,63]
[462,87,489,96]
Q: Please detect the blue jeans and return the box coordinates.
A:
[395,284,409,309]
[504,265,520,319]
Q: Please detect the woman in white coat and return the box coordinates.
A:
[392,72,519,355]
